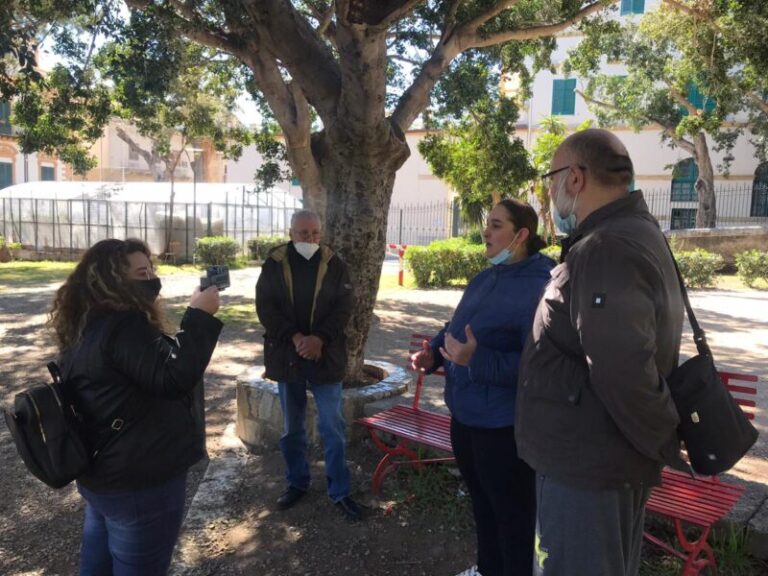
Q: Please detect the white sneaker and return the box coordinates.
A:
[454,567,481,576]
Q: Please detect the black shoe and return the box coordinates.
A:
[276,486,307,511]
[335,496,362,521]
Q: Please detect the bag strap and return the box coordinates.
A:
[663,238,712,357]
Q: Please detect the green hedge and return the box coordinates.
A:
[735,250,768,287]
[405,238,487,288]
[540,244,561,262]
[673,249,724,288]
[195,236,240,266]
[247,236,289,260]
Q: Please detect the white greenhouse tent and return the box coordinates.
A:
[0,181,302,260]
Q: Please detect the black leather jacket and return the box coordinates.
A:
[65,306,222,492]
[256,243,352,384]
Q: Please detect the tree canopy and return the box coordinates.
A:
[567,0,768,227]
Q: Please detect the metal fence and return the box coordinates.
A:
[3,183,766,256]
[0,193,303,260]
[386,183,768,246]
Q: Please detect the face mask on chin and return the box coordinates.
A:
[551,173,579,236]
[487,232,520,266]
[135,277,162,302]
[294,242,320,260]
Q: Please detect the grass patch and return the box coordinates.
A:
[213,302,258,325]
[0,261,75,288]
[378,270,418,291]
[641,518,767,576]
[387,454,473,531]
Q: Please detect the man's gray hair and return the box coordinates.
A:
[290,209,321,228]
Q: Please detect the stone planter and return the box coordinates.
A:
[235,360,410,450]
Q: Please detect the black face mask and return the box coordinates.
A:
[135,277,162,301]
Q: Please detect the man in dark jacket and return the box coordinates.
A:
[516,129,683,576]
[255,210,360,520]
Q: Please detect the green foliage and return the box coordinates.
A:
[735,250,768,288]
[419,95,536,226]
[673,249,724,289]
[195,236,240,266]
[530,116,592,242]
[246,235,288,261]
[540,244,561,262]
[404,238,487,288]
[390,458,473,532]
[97,17,250,177]
[567,1,768,179]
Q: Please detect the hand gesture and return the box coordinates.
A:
[410,340,435,372]
[190,285,220,316]
[296,334,324,361]
[439,325,477,367]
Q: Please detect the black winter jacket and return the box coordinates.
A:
[66,306,222,492]
[256,243,353,384]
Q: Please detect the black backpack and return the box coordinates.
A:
[3,361,91,489]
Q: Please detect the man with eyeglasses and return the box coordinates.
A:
[256,209,361,521]
[515,129,683,576]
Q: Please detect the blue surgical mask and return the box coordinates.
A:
[551,174,579,235]
[487,233,520,266]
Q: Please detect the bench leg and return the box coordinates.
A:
[674,520,716,576]
[367,431,419,496]
[643,520,716,576]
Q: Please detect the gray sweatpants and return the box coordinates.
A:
[533,475,650,576]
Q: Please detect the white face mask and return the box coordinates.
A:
[294,242,320,260]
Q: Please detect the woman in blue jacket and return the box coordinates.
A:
[412,199,553,576]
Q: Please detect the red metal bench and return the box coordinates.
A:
[643,371,758,576]
[356,333,454,495]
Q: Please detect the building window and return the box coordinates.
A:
[670,158,698,201]
[0,101,11,136]
[671,208,697,230]
[685,82,716,113]
[551,79,577,116]
[751,162,768,217]
[620,0,645,15]
[41,166,55,181]
[0,161,12,189]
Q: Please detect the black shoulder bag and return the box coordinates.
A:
[666,245,759,475]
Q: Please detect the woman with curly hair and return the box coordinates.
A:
[48,238,222,576]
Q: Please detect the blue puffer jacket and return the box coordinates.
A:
[430,253,554,428]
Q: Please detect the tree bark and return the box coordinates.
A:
[316,121,409,382]
[692,132,717,228]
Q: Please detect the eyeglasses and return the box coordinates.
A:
[540,164,587,189]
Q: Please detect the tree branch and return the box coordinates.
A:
[667,83,698,116]
[576,88,697,154]
[461,1,609,49]
[749,91,768,115]
[379,0,427,29]
[125,0,247,58]
[114,125,161,174]
[462,0,520,33]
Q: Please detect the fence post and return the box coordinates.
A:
[451,199,460,238]
[207,202,212,236]
[398,208,403,245]
[68,199,73,258]
[185,203,190,262]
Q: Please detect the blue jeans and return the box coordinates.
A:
[77,473,187,576]
[278,380,350,502]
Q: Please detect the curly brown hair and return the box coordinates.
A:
[48,238,170,351]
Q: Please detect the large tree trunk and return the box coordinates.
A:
[693,132,717,228]
[313,122,409,382]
